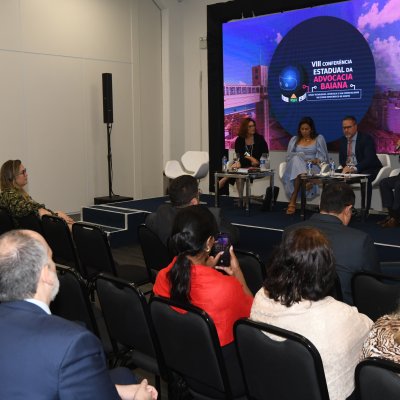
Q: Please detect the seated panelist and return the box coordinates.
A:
[282,116,329,215]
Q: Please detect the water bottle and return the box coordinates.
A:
[329,159,336,176]
[260,153,268,171]
[306,160,312,176]
[265,153,271,170]
[222,156,228,172]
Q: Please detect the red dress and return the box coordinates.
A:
[153,258,253,346]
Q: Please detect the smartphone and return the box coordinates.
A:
[212,233,231,266]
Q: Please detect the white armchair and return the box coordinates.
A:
[164,151,209,180]
[371,154,391,187]
[389,168,400,178]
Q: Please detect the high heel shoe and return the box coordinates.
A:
[286,204,296,215]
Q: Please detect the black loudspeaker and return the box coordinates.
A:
[102,73,113,124]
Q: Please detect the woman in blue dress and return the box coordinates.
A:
[282,117,329,214]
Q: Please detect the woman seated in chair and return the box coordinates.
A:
[361,309,400,363]
[219,117,269,201]
[153,205,253,397]
[250,226,372,400]
[0,160,74,227]
[282,116,329,214]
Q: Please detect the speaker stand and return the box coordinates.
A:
[94,122,133,205]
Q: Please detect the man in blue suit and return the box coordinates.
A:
[339,115,382,211]
[0,229,157,400]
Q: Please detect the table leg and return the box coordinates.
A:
[300,178,307,220]
[214,173,219,208]
[245,177,250,214]
[270,174,275,209]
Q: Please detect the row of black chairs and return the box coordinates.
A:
[0,208,149,287]
[52,265,400,400]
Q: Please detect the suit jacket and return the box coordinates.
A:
[145,203,240,246]
[0,301,119,399]
[339,132,382,173]
[283,214,380,305]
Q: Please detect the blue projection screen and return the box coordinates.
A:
[223,0,400,153]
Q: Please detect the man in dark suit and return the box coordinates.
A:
[283,182,380,305]
[0,229,157,400]
[339,115,382,211]
[146,175,239,246]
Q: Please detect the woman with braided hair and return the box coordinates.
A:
[153,205,252,397]
[250,226,372,400]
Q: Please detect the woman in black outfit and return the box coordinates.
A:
[219,118,269,200]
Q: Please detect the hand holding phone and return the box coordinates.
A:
[212,233,231,266]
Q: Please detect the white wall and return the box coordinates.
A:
[0,0,164,212]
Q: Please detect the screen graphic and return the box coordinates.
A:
[223,0,400,153]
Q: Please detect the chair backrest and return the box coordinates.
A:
[72,222,117,280]
[164,159,186,180]
[389,168,400,177]
[14,213,43,234]
[95,274,162,375]
[150,296,232,399]
[181,151,209,174]
[377,153,391,168]
[137,224,172,283]
[356,358,400,400]
[234,318,330,400]
[279,161,287,179]
[0,207,15,235]
[51,265,99,336]
[352,272,400,321]
[235,249,265,296]
[41,215,82,273]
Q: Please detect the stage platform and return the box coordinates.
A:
[81,194,400,264]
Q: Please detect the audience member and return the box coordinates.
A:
[283,182,380,305]
[153,205,252,397]
[362,309,400,363]
[339,116,382,211]
[282,116,329,215]
[0,229,157,400]
[251,226,372,400]
[146,174,239,245]
[0,159,74,226]
[378,141,400,228]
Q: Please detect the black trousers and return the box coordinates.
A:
[379,173,400,214]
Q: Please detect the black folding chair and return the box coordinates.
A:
[95,274,164,396]
[137,224,172,283]
[72,222,149,286]
[14,213,43,234]
[352,271,400,321]
[51,265,99,336]
[235,249,265,295]
[41,215,82,274]
[0,207,15,235]
[234,318,330,400]
[356,357,400,400]
[150,296,244,399]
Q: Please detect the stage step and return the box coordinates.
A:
[81,204,149,247]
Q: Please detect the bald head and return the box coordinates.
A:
[0,230,50,301]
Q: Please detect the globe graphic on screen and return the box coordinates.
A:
[279,66,299,91]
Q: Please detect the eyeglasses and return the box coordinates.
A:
[17,169,27,176]
[342,124,355,130]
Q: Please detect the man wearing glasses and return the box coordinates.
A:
[283,182,380,305]
[338,115,382,212]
